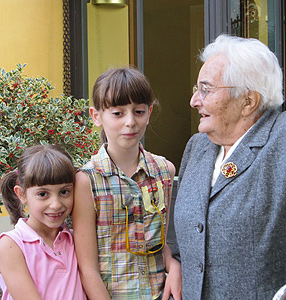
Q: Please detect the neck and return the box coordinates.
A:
[217,113,263,157]
[26,218,60,249]
[106,144,140,177]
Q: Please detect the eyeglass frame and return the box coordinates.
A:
[192,83,237,100]
[122,197,165,256]
[107,147,165,256]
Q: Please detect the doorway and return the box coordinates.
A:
[130,0,205,173]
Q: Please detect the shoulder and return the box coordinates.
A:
[75,171,93,200]
[166,159,176,180]
[253,110,286,148]
[184,132,209,152]
[0,219,24,241]
[273,111,286,134]
[76,170,91,185]
[74,171,96,212]
[0,234,17,247]
[146,150,175,172]
[143,149,176,180]
[181,133,209,162]
[0,235,23,263]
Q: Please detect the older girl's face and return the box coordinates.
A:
[190,54,246,147]
[90,102,153,152]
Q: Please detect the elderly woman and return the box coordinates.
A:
[174,34,286,300]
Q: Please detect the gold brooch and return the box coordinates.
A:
[221,162,237,178]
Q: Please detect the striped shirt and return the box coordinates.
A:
[81,144,172,300]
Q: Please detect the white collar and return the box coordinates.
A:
[211,127,252,187]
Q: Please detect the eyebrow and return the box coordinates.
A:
[199,80,213,86]
[34,183,73,190]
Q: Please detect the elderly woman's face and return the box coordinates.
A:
[190,54,245,146]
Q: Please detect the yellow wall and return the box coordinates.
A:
[0,0,63,225]
[0,206,9,217]
[0,2,130,226]
[0,0,63,97]
[87,3,129,103]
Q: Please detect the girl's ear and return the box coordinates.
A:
[89,107,102,127]
[146,105,153,125]
[14,186,26,204]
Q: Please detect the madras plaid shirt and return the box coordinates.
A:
[81,144,172,300]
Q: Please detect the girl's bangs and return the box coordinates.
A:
[104,81,152,108]
[24,152,75,188]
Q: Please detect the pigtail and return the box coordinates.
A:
[0,171,24,226]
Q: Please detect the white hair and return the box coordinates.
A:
[200,34,284,111]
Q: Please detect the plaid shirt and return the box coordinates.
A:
[81,144,172,300]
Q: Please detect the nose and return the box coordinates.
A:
[190,91,201,108]
[49,196,62,210]
[125,112,136,128]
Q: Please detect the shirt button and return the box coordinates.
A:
[196,223,204,233]
[198,263,204,273]
[141,270,145,275]
[139,245,143,248]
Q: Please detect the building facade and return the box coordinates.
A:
[0,0,285,234]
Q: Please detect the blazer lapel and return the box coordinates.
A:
[210,109,280,199]
[210,145,255,198]
[197,141,219,212]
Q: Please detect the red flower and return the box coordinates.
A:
[48,129,55,135]
[9,153,14,158]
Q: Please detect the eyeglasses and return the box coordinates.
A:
[107,148,165,256]
[122,198,165,256]
[193,83,236,100]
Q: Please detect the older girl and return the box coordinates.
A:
[72,67,182,300]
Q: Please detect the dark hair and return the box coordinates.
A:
[92,67,157,142]
[92,67,156,110]
[0,145,75,225]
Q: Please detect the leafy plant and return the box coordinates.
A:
[0,64,101,211]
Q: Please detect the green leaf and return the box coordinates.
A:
[64,135,70,143]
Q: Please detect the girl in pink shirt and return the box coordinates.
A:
[0,145,86,300]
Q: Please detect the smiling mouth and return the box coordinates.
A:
[200,113,210,118]
[45,212,65,218]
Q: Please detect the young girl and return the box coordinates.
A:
[72,67,182,300]
[0,145,86,300]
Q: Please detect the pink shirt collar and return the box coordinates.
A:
[15,218,73,246]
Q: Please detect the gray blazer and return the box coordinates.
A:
[174,109,286,300]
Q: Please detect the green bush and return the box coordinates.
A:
[0,64,100,211]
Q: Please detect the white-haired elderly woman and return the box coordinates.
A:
[173,34,286,300]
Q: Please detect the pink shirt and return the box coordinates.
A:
[0,218,86,300]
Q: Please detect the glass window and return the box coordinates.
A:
[230,0,282,58]
[230,0,285,108]
[129,0,284,171]
[130,0,204,172]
